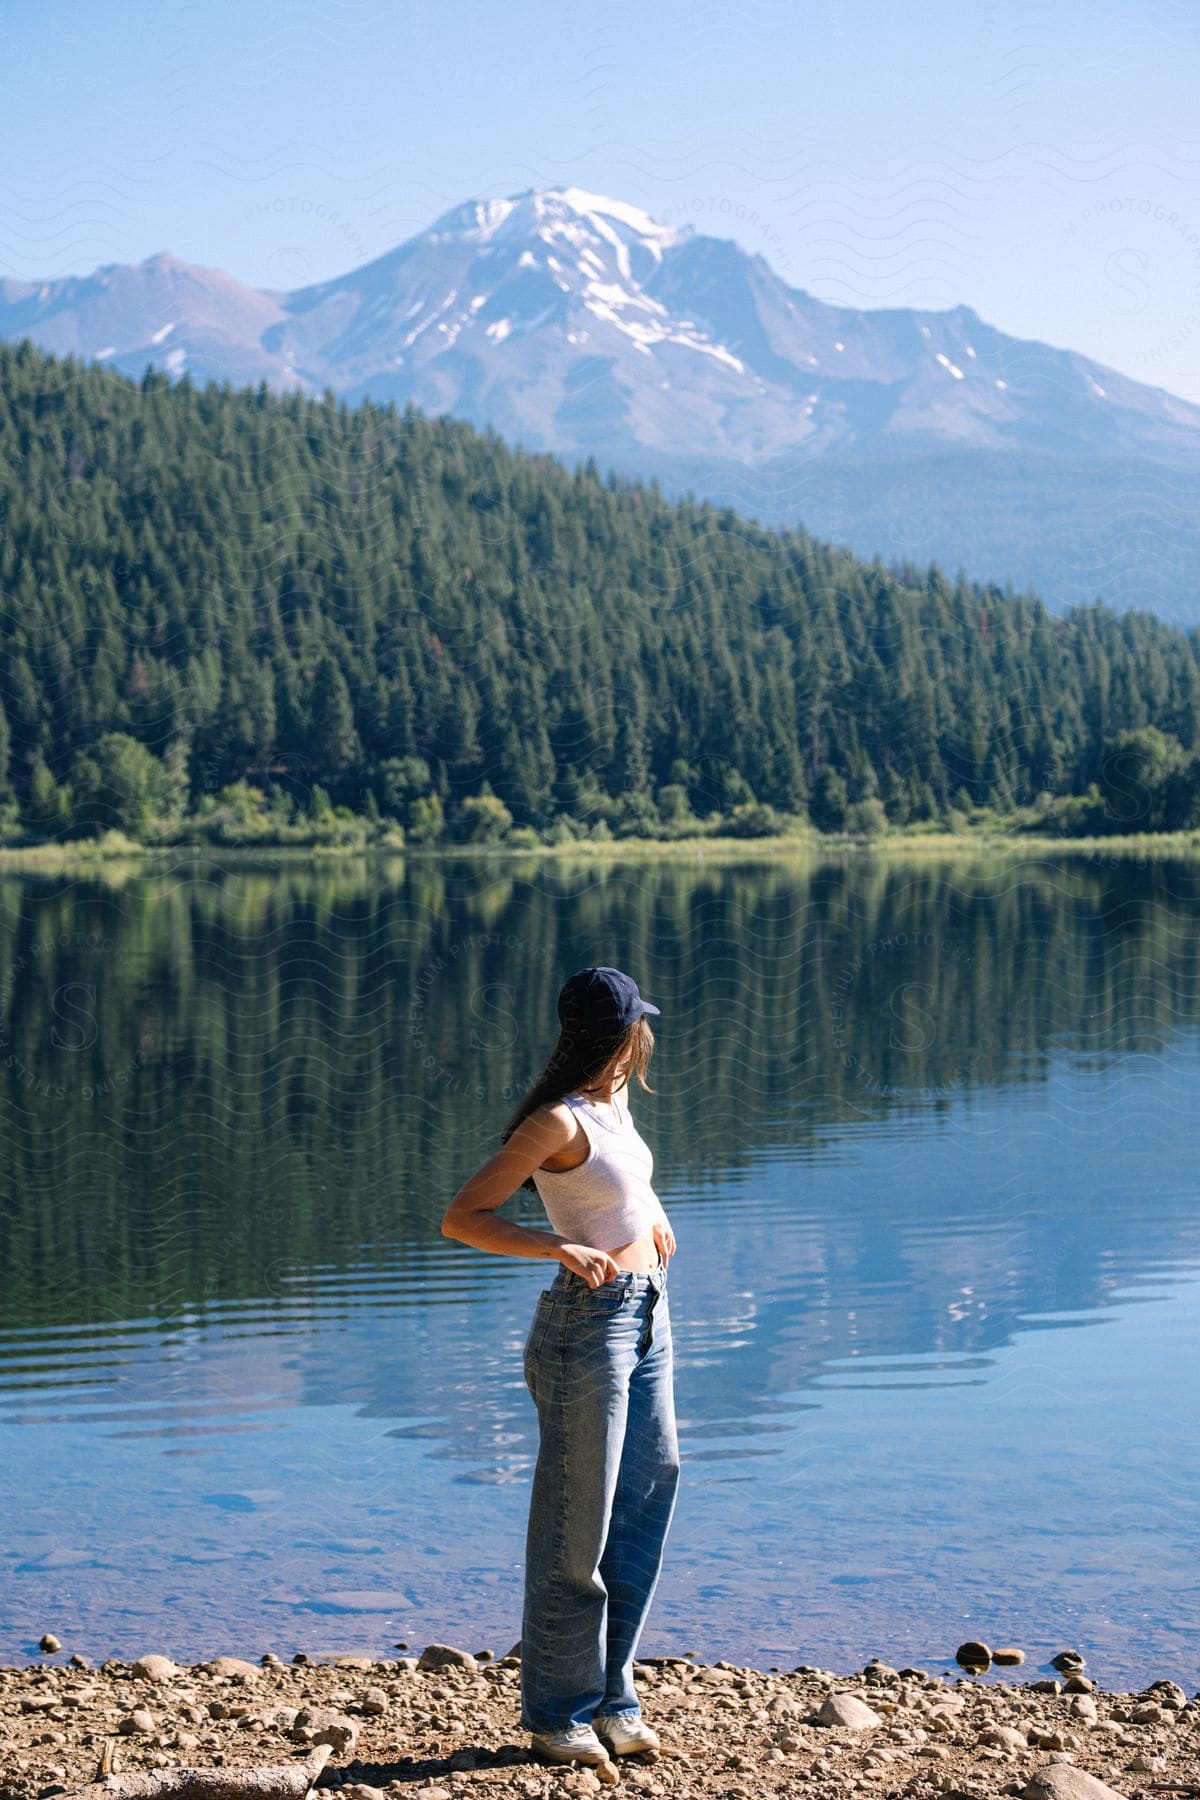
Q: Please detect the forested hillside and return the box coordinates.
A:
[1,337,1199,847]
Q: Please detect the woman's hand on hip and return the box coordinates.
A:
[557,1243,623,1287]
[653,1217,675,1267]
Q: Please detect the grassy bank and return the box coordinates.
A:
[0,823,1198,873]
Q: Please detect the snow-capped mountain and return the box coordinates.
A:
[5,186,1200,620]
[269,187,1200,466]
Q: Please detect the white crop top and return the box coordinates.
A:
[531,1091,667,1252]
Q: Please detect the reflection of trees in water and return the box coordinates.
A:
[1,853,1198,1363]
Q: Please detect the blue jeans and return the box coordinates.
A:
[520,1253,680,1734]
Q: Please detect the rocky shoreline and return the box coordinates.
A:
[2,1641,1197,1800]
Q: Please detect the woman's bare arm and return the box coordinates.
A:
[441,1106,622,1284]
[441,1107,572,1260]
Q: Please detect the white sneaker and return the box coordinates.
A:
[594,1713,661,1755]
[529,1722,611,1765]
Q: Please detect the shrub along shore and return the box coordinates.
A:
[0,823,1196,872]
[1,1640,1197,1800]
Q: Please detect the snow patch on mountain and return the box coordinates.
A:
[553,187,681,257]
[429,197,516,243]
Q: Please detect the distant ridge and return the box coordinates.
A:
[4,186,1200,623]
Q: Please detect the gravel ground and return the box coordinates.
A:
[2,1643,1198,1800]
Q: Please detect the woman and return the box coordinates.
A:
[441,965,680,1769]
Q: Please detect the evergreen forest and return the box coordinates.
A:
[2,337,1199,849]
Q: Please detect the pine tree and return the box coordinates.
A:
[308,655,361,793]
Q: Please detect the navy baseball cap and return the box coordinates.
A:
[557,966,660,1035]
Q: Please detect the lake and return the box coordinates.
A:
[1,848,1198,1690]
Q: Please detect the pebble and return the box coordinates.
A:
[1051,1651,1086,1673]
[38,1636,61,1655]
[955,1641,991,1669]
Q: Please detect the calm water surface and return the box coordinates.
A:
[1,850,1198,1687]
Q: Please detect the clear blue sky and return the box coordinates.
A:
[3,0,1200,400]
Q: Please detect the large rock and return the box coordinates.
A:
[289,1706,359,1753]
[202,1656,262,1681]
[118,1709,157,1734]
[981,1725,1032,1750]
[1145,1679,1187,1707]
[312,1718,359,1754]
[1022,1766,1128,1800]
[130,1656,180,1682]
[816,1691,882,1730]
[417,1643,478,1673]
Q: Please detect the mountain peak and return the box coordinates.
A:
[538,186,684,247]
[426,186,689,262]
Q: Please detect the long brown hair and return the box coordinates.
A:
[500,1014,656,1193]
